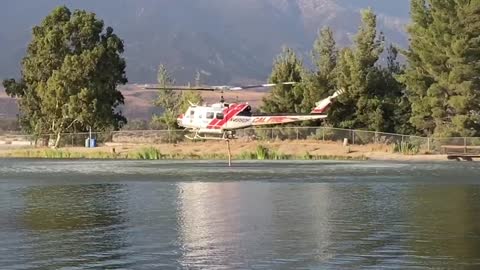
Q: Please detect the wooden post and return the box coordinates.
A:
[227,139,232,167]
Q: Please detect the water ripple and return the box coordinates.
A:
[1,160,480,269]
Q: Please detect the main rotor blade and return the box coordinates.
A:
[142,82,296,92]
[144,86,216,91]
[222,82,296,91]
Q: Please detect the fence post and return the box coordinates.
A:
[427,137,431,153]
[464,137,467,154]
[296,127,299,140]
[352,130,356,145]
[322,128,325,141]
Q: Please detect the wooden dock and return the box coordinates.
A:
[441,145,480,161]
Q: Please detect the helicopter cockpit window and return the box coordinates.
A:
[206,112,214,119]
[189,110,195,118]
[238,105,252,117]
[216,113,224,120]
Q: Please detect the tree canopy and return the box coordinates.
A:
[152,65,204,130]
[401,0,480,137]
[2,6,127,147]
[301,27,338,114]
[260,9,410,134]
[5,2,480,140]
[260,47,304,114]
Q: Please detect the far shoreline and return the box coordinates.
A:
[0,140,462,162]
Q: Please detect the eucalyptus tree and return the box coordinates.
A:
[3,6,127,147]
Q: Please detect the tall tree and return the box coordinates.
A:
[401,0,480,136]
[261,47,304,113]
[152,64,180,130]
[328,8,387,131]
[2,6,127,147]
[301,27,338,113]
[152,66,204,129]
[382,45,415,134]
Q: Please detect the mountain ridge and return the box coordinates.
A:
[0,0,409,84]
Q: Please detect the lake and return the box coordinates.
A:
[1,159,480,269]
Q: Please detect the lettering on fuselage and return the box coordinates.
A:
[253,116,290,124]
[230,117,251,123]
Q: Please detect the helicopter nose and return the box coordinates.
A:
[177,114,184,126]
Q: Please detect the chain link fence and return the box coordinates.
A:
[3,127,480,154]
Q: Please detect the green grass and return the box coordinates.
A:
[393,141,420,155]
[5,149,119,159]
[236,146,366,161]
[134,147,162,160]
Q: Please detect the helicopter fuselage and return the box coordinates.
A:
[177,102,328,137]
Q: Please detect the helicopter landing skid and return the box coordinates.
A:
[185,131,236,141]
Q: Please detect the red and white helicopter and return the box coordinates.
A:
[145,82,344,140]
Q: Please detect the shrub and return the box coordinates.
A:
[135,147,162,160]
[393,141,420,155]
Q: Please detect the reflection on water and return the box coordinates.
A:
[1,160,480,269]
[409,186,480,266]
[2,184,129,269]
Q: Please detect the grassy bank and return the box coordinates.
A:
[0,145,368,161]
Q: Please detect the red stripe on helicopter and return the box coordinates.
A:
[207,104,248,129]
[311,104,330,114]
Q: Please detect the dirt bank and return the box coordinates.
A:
[0,140,453,161]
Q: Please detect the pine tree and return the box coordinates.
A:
[301,27,338,113]
[261,47,304,113]
[382,45,415,134]
[328,8,386,131]
[402,0,480,136]
[153,64,180,130]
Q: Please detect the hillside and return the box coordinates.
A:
[0,0,409,84]
[0,87,17,118]
[0,85,267,120]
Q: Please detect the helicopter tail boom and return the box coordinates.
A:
[310,88,345,114]
[251,115,327,126]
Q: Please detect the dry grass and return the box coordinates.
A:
[0,139,449,161]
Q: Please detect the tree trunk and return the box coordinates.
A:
[54,132,62,148]
[42,136,49,147]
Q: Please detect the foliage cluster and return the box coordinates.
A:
[152,66,203,130]
[5,1,480,144]
[261,8,412,135]
[2,6,127,147]
[261,2,480,138]
[392,141,420,155]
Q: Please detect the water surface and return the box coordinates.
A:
[1,159,480,269]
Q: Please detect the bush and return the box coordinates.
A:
[135,147,162,160]
[393,141,420,155]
